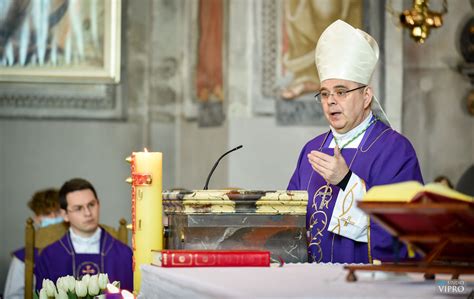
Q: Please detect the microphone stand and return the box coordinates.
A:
[203,145,243,190]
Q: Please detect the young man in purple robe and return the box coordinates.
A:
[36,178,133,291]
[288,20,423,264]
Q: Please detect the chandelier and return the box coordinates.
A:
[388,0,448,43]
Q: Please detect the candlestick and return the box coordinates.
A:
[126,150,163,293]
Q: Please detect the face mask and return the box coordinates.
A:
[40,216,64,228]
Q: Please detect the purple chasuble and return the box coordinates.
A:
[288,120,423,263]
[36,229,133,291]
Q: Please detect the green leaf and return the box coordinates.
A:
[67,292,77,299]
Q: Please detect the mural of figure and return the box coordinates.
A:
[281,0,362,99]
[195,0,224,102]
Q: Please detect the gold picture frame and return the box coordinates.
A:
[0,0,121,84]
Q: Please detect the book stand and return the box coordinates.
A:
[344,198,474,282]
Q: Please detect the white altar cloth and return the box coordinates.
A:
[139,263,473,299]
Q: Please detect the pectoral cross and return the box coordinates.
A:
[341,216,355,227]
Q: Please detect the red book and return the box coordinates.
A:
[151,250,271,267]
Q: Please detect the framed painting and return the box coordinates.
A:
[0,0,121,83]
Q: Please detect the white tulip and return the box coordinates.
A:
[90,274,99,285]
[88,275,100,296]
[39,288,48,299]
[43,279,56,297]
[121,289,134,299]
[65,276,76,293]
[81,274,91,285]
[106,283,120,294]
[55,288,68,299]
[75,280,88,297]
[98,273,109,290]
[56,277,68,293]
[112,280,120,289]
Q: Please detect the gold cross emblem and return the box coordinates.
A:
[81,265,97,275]
[341,216,355,227]
[315,185,332,210]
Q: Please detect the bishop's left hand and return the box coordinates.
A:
[307,145,349,185]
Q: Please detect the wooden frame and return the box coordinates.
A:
[0,0,121,84]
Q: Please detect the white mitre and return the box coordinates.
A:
[315,20,390,126]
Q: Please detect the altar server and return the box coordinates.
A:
[36,178,133,290]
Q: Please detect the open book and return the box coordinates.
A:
[358,181,474,263]
[363,181,473,203]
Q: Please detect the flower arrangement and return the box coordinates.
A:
[35,273,119,299]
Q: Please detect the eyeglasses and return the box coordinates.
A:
[67,200,98,214]
[314,85,366,103]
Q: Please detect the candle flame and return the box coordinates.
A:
[144,147,149,153]
[106,283,120,293]
[121,289,135,298]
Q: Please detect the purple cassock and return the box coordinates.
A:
[288,119,423,263]
[36,229,133,291]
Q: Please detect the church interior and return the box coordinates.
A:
[0,0,473,297]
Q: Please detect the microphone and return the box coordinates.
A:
[203,145,243,190]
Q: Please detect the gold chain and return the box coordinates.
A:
[333,118,377,150]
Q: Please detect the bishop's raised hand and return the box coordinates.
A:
[307,145,349,185]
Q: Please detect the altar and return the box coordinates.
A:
[162,190,309,263]
[138,263,474,298]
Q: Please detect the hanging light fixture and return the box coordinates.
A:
[388,0,448,43]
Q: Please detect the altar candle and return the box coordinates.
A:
[127,150,163,293]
